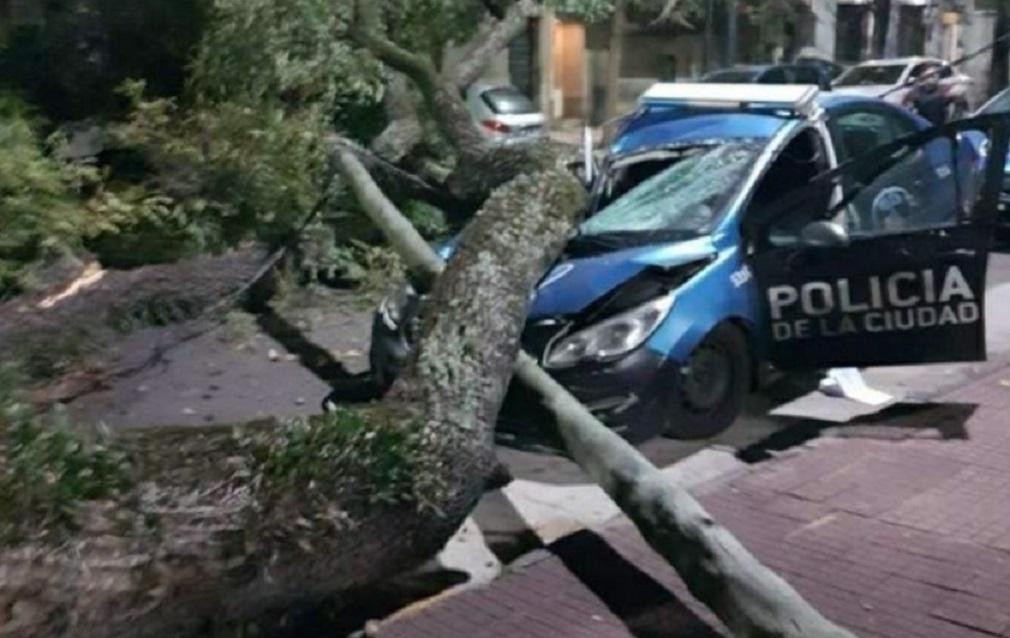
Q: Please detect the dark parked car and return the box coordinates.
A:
[794,56,846,81]
[701,64,832,90]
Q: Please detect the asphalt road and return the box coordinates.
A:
[498,250,1010,485]
[66,250,1010,488]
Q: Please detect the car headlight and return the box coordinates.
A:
[544,294,675,369]
[379,283,416,331]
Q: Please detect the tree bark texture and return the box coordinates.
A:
[514,357,856,638]
[0,151,586,638]
[342,5,857,633]
[343,146,856,636]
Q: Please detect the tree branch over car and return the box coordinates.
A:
[0,1,856,636]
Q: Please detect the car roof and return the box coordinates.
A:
[817,92,886,110]
[711,64,771,71]
[614,108,791,155]
[614,91,914,155]
[852,56,939,66]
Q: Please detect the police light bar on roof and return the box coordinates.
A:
[639,83,820,117]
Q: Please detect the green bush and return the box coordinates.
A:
[80,0,390,270]
[0,364,130,546]
[0,95,97,297]
[83,81,334,263]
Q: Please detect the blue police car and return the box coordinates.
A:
[370,84,1007,442]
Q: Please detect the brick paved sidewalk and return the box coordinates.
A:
[377,362,1010,638]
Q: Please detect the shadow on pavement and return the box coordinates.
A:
[254,568,469,638]
[550,530,721,638]
[737,401,977,464]
[255,307,359,383]
[251,306,387,406]
[473,490,546,565]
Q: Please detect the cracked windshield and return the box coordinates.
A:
[3,1,1010,637]
[581,143,761,238]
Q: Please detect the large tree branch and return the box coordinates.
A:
[453,0,541,89]
[351,0,496,181]
[339,142,856,638]
[352,1,440,101]
[371,73,425,164]
[332,140,445,289]
[0,130,585,638]
[514,357,856,638]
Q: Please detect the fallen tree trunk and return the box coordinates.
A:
[335,146,857,638]
[0,152,586,636]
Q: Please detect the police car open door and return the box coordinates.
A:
[748,116,1010,369]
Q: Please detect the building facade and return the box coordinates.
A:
[471,0,1002,124]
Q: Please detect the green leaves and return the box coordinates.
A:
[191,0,383,119]
[0,395,130,546]
[0,94,98,297]
[246,407,431,508]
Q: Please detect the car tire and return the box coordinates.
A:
[664,323,751,440]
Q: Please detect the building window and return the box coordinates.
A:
[897,5,926,57]
[836,4,868,63]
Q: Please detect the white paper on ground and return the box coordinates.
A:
[819,367,894,406]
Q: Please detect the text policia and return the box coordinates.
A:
[768,265,979,341]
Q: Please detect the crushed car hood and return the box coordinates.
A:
[529,236,716,319]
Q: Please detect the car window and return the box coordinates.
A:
[759,67,791,84]
[910,62,940,79]
[835,64,906,86]
[833,109,917,161]
[481,87,536,115]
[755,125,987,244]
[834,111,893,158]
[582,142,762,238]
[790,66,823,85]
[980,89,1010,115]
[703,69,761,83]
[751,129,831,227]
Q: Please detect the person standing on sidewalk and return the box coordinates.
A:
[903,73,952,127]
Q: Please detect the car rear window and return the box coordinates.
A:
[703,70,761,83]
[981,89,1010,115]
[835,64,906,87]
[481,87,536,115]
[790,66,823,85]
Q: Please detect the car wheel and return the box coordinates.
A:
[664,323,751,440]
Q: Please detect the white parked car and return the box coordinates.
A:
[465,84,546,146]
[833,57,972,112]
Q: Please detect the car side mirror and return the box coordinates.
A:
[800,220,849,247]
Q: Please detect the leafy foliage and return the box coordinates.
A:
[191,0,383,118]
[87,81,334,263]
[0,95,99,297]
[0,365,130,546]
[552,0,616,21]
[247,406,437,508]
[82,0,390,272]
